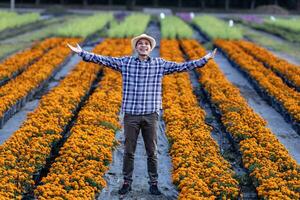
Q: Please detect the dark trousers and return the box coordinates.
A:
[122,112,159,185]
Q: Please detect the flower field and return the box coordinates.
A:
[232,40,300,91]
[161,39,239,199]
[214,39,300,132]
[0,38,81,128]
[0,10,299,200]
[180,39,299,199]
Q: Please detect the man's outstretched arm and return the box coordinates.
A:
[67,43,124,72]
[162,48,217,75]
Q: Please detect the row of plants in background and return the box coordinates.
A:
[160,16,193,39]
[161,39,240,199]
[107,13,150,37]
[252,23,300,43]
[0,13,106,60]
[0,14,66,41]
[180,39,300,199]
[214,39,300,132]
[34,38,131,199]
[0,41,33,61]
[264,17,300,34]
[0,39,107,199]
[0,12,144,60]
[192,15,243,40]
[56,13,113,37]
[236,15,300,43]
[237,24,300,62]
[0,15,82,60]
[0,11,40,32]
[234,40,300,91]
[0,38,81,128]
[0,37,64,86]
[13,16,76,42]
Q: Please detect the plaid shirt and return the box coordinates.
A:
[79,51,208,115]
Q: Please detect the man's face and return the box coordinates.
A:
[135,38,152,56]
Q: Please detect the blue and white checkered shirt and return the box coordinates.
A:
[79,51,208,115]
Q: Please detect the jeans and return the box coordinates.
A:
[122,112,159,185]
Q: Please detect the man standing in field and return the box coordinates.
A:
[67,34,217,196]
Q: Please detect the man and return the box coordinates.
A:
[67,33,217,196]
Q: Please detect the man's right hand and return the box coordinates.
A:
[67,43,83,54]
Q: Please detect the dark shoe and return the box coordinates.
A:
[149,183,162,195]
[118,181,132,195]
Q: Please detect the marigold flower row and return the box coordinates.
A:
[0,39,113,199]
[0,37,65,85]
[214,39,300,126]
[34,38,131,199]
[0,38,81,120]
[160,39,240,199]
[180,39,300,200]
[234,40,300,91]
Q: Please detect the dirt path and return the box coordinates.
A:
[97,116,178,200]
[214,52,300,163]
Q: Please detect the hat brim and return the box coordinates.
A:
[131,34,156,51]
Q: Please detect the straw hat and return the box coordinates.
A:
[131,34,156,51]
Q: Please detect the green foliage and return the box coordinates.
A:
[56,13,113,37]
[0,11,40,32]
[264,17,300,33]
[0,43,29,60]
[160,16,193,39]
[238,16,300,43]
[107,13,151,38]
[99,121,120,132]
[193,15,244,40]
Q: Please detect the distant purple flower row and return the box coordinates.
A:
[114,12,128,22]
[240,15,263,24]
[176,12,192,22]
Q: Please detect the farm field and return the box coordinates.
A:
[0,9,299,200]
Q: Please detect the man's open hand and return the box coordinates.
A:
[67,43,83,54]
[204,48,217,60]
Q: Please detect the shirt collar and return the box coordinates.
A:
[134,55,152,63]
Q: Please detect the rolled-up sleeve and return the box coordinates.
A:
[79,50,126,72]
[161,57,208,75]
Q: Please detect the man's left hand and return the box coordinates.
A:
[204,48,217,60]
